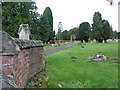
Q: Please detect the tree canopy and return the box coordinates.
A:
[2,2,54,43]
[56,22,63,40]
[2,2,38,38]
[77,22,91,42]
[101,19,111,41]
[90,12,112,42]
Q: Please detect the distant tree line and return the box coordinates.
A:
[56,12,119,42]
[2,2,119,43]
[2,2,55,43]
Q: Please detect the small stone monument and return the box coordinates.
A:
[70,35,73,42]
[55,42,58,47]
[103,40,105,43]
[93,39,96,43]
[18,24,30,40]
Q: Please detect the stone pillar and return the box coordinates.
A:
[70,35,72,42]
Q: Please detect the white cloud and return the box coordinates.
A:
[35,0,118,33]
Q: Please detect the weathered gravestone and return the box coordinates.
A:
[18,24,30,40]
[93,39,96,43]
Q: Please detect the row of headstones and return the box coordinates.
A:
[44,41,70,49]
[89,39,118,43]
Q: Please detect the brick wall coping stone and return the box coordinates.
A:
[0,30,44,55]
[13,38,44,49]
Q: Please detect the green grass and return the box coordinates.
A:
[44,42,77,51]
[26,42,118,88]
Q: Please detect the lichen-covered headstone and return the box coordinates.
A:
[18,24,30,40]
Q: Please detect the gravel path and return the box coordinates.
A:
[45,43,77,56]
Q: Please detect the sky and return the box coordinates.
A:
[35,0,118,33]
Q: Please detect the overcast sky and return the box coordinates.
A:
[35,0,118,33]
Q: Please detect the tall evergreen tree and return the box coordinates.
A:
[77,22,91,42]
[101,19,111,41]
[39,7,53,43]
[62,30,68,40]
[2,2,38,38]
[90,12,103,42]
[57,22,63,40]
[68,27,78,40]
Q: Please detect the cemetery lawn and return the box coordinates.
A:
[26,42,118,88]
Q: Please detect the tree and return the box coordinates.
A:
[77,22,91,42]
[116,32,120,39]
[39,7,53,43]
[109,26,117,39]
[90,12,103,42]
[57,22,63,40]
[62,30,68,40]
[2,2,38,38]
[53,30,56,37]
[101,20,111,41]
[68,27,78,40]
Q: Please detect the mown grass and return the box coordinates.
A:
[26,42,118,88]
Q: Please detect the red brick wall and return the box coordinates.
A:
[2,47,45,88]
[2,56,13,75]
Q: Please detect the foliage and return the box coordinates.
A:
[2,3,54,43]
[90,12,103,42]
[39,7,53,43]
[2,2,38,38]
[101,19,111,41]
[56,22,63,40]
[68,27,78,40]
[116,32,120,39]
[77,22,91,42]
[62,30,68,40]
[109,26,117,39]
